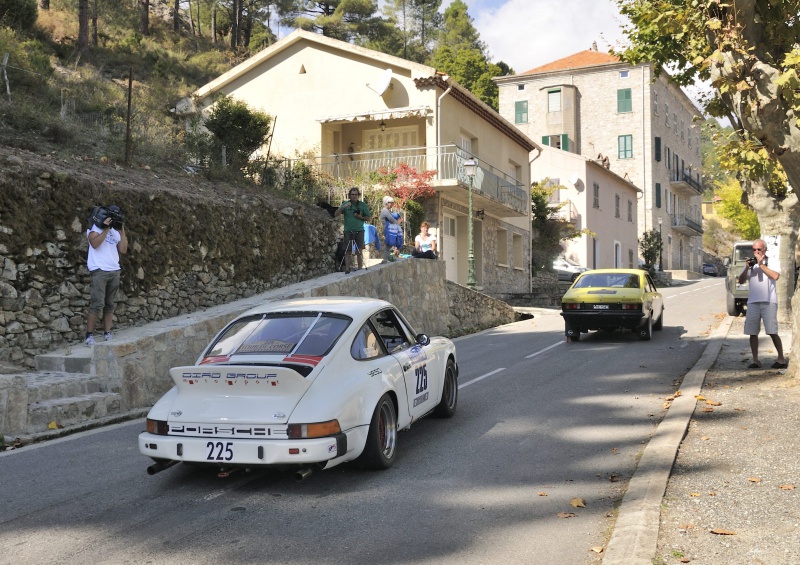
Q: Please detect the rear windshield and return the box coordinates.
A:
[205,313,350,358]
[573,273,640,289]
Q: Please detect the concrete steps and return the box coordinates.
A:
[35,345,94,374]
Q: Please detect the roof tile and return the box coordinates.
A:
[521,50,621,75]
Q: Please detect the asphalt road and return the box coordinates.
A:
[0,277,726,565]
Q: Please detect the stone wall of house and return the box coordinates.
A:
[0,152,339,370]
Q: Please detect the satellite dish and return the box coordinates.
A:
[374,68,393,96]
[569,173,581,187]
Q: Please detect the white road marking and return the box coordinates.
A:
[524,340,565,359]
[459,368,505,390]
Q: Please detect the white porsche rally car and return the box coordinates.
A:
[139,297,458,478]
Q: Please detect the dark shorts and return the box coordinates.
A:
[89,269,121,315]
[343,231,365,254]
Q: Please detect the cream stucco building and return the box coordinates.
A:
[496,48,703,275]
[178,30,537,294]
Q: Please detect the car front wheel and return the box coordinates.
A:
[358,394,398,470]
[433,358,458,418]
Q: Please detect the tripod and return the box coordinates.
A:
[340,232,365,274]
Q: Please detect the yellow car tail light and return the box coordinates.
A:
[287,420,342,439]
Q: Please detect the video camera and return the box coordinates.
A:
[90,205,125,230]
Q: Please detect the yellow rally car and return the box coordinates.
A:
[560,269,664,341]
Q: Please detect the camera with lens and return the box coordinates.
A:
[91,205,125,230]
[745,257,757,267]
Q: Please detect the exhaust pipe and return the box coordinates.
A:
[295,468,314,482]
[147,459,179,475]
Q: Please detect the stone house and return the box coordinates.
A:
[531,145,641,269]
[496,47,703,275]
[177,30,537,295]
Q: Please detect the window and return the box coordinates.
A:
[653,91,659,115]
[673,112,678,134]
[628,249,634,269]
[541,134,568,150]
[351,324,384,360]
[517,84,525,91]
[618,135,633,159]
[368,308,413,355]
[496,228,508,266]
[548,89,561,112]
[628,200,633,222]
[620,70,630,78]
[664,103,669,125]
[688,131,692,148]
[680,119,685,140]
[666,147,671,168]
[666,188,672,213]
[617,88,632,113]
[514,100,528,124]
[513,233,523,269]
[615,194,621,218]
[593,182,600,209]
[654,136,661,162]
[655,182,661,208]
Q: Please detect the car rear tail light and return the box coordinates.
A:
[287,420,342,439]
[146,419,169,435]
[563,303,581,310]
[620,303,642,310]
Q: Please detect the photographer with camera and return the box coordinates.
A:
[737,239,787,369]
[84,205,128,346]
[334,187,369,274]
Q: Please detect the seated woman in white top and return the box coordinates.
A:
[412,221,437,260]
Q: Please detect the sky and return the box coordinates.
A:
[448,0,628,73]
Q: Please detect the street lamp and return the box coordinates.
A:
[658,216,663,271]
[463,159,477,288]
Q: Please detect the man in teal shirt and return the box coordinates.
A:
[334,187,369,273]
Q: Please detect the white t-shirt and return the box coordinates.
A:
[86,226,122,272]
[415,234,435,252]
[747,263,780,304]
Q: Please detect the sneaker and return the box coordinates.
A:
[103,332,113,342]
[85,334,96,347]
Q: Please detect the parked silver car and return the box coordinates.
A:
[553,257,588,282]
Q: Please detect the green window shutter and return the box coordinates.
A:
[655,183,661,208]
[515,101,528,124]
[561,134,569,152]
[617,88,632,113]
[541,136,550,146]
[655,137,661,162]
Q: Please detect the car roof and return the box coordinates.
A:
[239,296,393,318]
[581,269,646,275]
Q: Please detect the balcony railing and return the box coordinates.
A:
[673,213,704,234]
[277,144,528,216]
[670,169,703,194]
[549,199,578,223]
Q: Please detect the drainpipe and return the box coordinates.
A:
[642,65,647,234]
[437,76,452,179]
[528,147,542,295]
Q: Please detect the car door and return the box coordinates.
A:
[369,308,437,419]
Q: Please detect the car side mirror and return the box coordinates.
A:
[723,257,730,266]
[415,333,430,346]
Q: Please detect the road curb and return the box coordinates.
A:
[601,315,734,564]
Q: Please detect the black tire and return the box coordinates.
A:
[638,315,653,341]
[433,358,458,418]
[357,394,398,470]
[653,309,664,330]
[726,292,738,317]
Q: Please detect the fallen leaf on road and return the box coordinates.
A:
[570,497,586,508]
[589,546,604,554]
[610,447,618,453]
[695,395,706,401]
[608,474,619,482]
[678,558,690,563]
[702,407,714,413]
[701,436,711,441]
[748,477,762,483]
[557,512,577,518]
[663,401,673,409]
[47,421,60,430]
[705,399,722,406]
[779,484,795,490]
[710,529,736,535]
[538,492,547,496]
[709,492,716,496]
[734,407,746,412]
[690,492,701,497]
